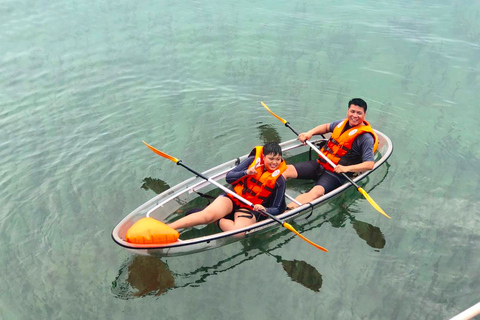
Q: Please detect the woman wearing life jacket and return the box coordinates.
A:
[282,98,378,209]
[168,142,287,232]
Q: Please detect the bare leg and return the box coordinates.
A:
[282,164,298,180]
[218,210,257,234]
[288,185,325,209]
[169,196,233,230]
[283,164,304,209]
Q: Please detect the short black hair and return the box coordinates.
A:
[348,98,367,112]
[263,142,282,156]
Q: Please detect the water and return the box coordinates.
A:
[1,0,479,319]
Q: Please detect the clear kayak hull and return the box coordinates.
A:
[112,130,393,257]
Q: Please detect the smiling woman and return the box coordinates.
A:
[168,142,288,232]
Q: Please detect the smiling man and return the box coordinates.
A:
[283,98,378,209]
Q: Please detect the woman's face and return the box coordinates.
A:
[262,153,282,171]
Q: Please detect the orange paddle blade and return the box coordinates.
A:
[142,141,179,163]
[261,102,287,124]
[126,217,179,244]
[283,222,328,252]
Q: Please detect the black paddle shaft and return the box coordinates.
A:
[177,161,284,225]
[284,122,360,188]
[285,122,300,136]
[177,161,209,181]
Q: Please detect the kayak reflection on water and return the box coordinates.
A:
[111,145,390,299]
[111,227,325,299]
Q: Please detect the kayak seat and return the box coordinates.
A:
[126,217,179,244]
[309,139,328,160]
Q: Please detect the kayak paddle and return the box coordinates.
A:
[260,101,390,219]
[143,140,328,252]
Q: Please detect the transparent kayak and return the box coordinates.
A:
[112,130,393,257]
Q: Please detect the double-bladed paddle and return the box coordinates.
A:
[261,101,391,219]
[143,141,328,252]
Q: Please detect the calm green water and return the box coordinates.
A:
[1,0,480,319]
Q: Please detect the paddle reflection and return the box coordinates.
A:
[111,255,175,299]
[257,123,281,144]
[352,220,385,249]
[140,177,170,194]
[290,163,390,250]
[264,251,323,292]
[281,259,323,292]
[242,235,323,292]
[326,187,386,250]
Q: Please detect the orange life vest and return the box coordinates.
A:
[228,146,287,207]
[319,119,378,171]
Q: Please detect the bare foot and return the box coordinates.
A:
[286,203,298,210]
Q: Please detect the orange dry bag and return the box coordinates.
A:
[126,217,179,244]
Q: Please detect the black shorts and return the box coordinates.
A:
[221,195,264,221]
[292,160,347,194]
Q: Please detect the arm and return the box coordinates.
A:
[334,161,374,174]
[253,176,286,216]
[225,156,254,184]
[298,123,331,142]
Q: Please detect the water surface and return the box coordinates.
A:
[1,0,479,319]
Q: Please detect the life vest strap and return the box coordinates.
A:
[326,138,350,153]
[250,177,274,192]
[243,186,268,201]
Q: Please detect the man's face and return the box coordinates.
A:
[347,104,366,127]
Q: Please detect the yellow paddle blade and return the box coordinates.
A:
[357,187,391,219]
[142,141,179,163]
[283,222,328,252]
[261,101,287,124]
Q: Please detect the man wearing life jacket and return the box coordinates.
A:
[283,98,378,209]
[169,142,287,232]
